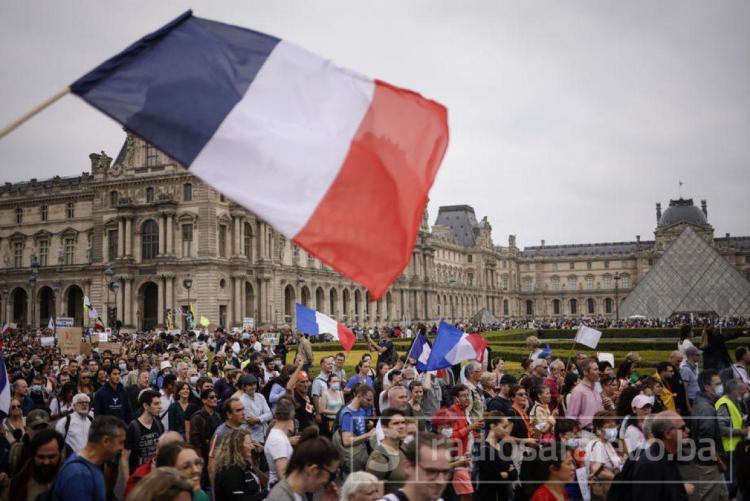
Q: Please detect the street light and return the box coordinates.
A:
[104,267,113,326]
[614,272,621,322]
[183,277,193,329]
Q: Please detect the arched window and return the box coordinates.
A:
[605,298,613,314]
[142,220,159,260]
[110,191,118,207]
[570,299,578,315]
[146,187,155,203]
[553,299,560,315]
[183,183,192,201]
[587,298,595,314]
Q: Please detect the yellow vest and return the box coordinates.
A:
[715,395,743,452]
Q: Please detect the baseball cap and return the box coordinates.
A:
[685,346,702,357]
[632,394,655,410]
[26,409,50,430]
[160,361,172,370]
[239,374,258,386]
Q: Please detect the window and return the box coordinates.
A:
[745,256,750,264]
[39,240,48,266]
[66,202,75,219]
[586,277,594,290]
[108,230,118,261]
[468,255,473,263]
[551,277,560,291]
[553,299,560,315]
[604,260,610,269]
[503,299,509,316]
[587,261,592,270]
[142,220,159,260]
[526,300,534,316]
[244,222,252,259]
[501,276,509,290]
[64,238,75,265]
[587,298,595,314]
[552,262,558,271]
[218,225,227,257]
[522,277,532,292]
[567,277,577,290]
[621,275,629,288]
[13,242,23,268]
[605,298,613,314]
[182,224,193,257]
[146,187,155,203]
[146,145,158,166]
[40,205,48,221]
[183,183,192,201]
[570,299,578,315]
[569,262,575,270]
[110,191,118,207]
[603,276,612,289]
[219,194,226,202]
[15,207,23,224]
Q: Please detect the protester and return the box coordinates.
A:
[377,432,452,501]
[584,411,622,500]
[340,471,382,501]
[9,428,65,501]
[2,398,25,444]
[335,384,375,474]
[168,381,192,438]
[366,408,408,494]
[622,394,652,453]
[566,358,602,431]
[54,393,92,453]
[9,409,50,475]
[264,398,295,487]
[235,374,272,444]
[318,373,344,436]
[213,428,266,501]
[529,385,556,443]
[125,466,194,501]
[121,389,165,480]
[92,366,132,424]
[124,431,183,499]
[475,411,517,501]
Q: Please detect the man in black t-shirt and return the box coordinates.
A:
[120,389,164,479]
[368,329,396,366]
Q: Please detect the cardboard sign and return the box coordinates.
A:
[262,332,280,346]
[80,341,92,356]
[243,317,255,329]
[40,337,55,347]
[56,317,74,328]
[99,342,121,354]
[597,352,615,368]
[57,327,82,355]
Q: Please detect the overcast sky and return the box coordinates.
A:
[1,1,749,249]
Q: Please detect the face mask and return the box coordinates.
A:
[604,428,618,442]
[440,428,453,439]
[190,376,199,385]
[565,438,581,449]
[119,363,127,372]
[30,385,43,393]
[715,384,724,397]
[331,383,341,391]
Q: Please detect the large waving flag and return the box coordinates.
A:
[425,321,488,371]
[0,357,10,415]
[407,333,432,372]
[70,11,449,300]
[295,304,355,351]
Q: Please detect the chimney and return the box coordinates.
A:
[656,202,662,223]
[541,239,545,247]
[701,200,707,217]
[508,235,516,248]
[726,232,730,239]
[636,235,641,248]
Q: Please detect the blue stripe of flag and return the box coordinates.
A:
[295,303,320,335]
[70,10,280,168]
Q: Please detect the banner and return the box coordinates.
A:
[575,325,602,349]
[99,342,121,354]
[243,317,254,329]
[262,332,280,346]
[56,317,74,328]
[40,337,55,347]
[57,327,82,355]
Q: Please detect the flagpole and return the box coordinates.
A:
[0,87,71,140]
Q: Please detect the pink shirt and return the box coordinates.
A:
[566,379,603,429]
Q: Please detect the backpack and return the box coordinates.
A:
[605,448,642,501]
[331,406,369,473]
[63,413,94,441]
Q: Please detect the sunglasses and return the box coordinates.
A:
[10,405,20,410]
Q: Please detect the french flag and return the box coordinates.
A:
[0,357,9,415]
[70,11,449,299]
[295,304,356,352]
[424,321,488,371]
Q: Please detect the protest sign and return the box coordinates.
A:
[100,329,110,342]
[57,327,82,355]
[56,317,74,328]
[40,336,55,347]
[575,325,602,349]
[243,317,254,329]
[597,352,615,368]
[262,332,280,346]
[99,341,121,354]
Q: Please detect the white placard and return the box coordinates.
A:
[243,317,254,329]
[40,337,55,347]
[56,317,74,328]
[262,332,280,346]
[576,466,591,501]
[597,352,615,368]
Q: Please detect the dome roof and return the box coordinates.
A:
[658,198,708,228]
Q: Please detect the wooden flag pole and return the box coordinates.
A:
[0,87,71,140]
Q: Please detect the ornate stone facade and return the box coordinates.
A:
[1,133,749,329]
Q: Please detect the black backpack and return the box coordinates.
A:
[605,448,642,501]
[62,413,94,441]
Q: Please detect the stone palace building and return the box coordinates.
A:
[1,132,749,330]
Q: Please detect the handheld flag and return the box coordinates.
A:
[0,357,9,415]
[295,303,355,351]
[425,321,488,371]
[200,316,210,328]
[406,333,432,372]
[47,317,54,330]
[70,11,449,300]
[575,325,602,349]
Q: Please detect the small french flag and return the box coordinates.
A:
[295,304,356,352]
[70,11,448,299]
[0,357,10,415]
[425,321,488,371]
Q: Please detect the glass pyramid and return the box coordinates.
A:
[620,227,750,318]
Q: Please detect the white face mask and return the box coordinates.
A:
[604,428,618,442]
[440,428,453,439]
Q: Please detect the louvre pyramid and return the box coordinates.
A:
[620,227,750,318]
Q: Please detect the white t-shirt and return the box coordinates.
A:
[265,428,293,485]
[586,440,622,473]
[623,424,645,454]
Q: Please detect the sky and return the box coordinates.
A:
[1,1,749,249]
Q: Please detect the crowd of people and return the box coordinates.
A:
[0,321,749,501]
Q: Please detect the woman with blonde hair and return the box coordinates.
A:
[339,471,382,501]
[213,428,265,501]
[126,467,194,501]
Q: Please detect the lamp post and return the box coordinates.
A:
[110,281,120,330]
[104,267,113,327]
[52,283,60,328]
[183,277,193,329]
[614,272,621,322]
